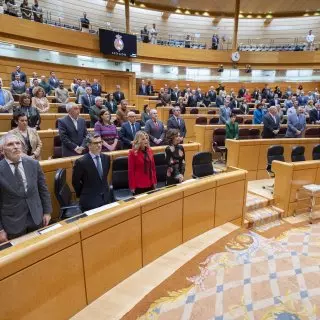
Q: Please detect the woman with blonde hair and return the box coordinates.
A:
[128,130,157,195]
[31,87,50,113]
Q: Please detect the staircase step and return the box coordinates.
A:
[246,193,270,212]
[246,206,283,228]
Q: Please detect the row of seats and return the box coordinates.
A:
[238,44,307,52]
[54,151,215,219]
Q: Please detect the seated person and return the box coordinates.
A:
[89,96,106,127]
[0,78,14,113]
[28,78,40,98]
[160,88,172,106]
[10,110,42,160]
[172,96,186,114]
[226,113,239,140]
[144,109,165,146]
[94,109,120,151]
[32,87,50,113]
[115,99,129,126]
[105,93,118,114]
[128,131,157,195]
[141,104,151,125]
[119,111,141,149]
[39,76,51,96]
[14,93,41,129]
[165,129,185,186]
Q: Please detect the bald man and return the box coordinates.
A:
[119,111,141,149]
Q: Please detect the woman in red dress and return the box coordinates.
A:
[128,131,157,195]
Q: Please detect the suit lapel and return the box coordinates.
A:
[0,161,16,193]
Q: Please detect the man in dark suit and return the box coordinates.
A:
[146,81,154,95]
[81,87,95,113]
[138,79,148,95]
[113,85,125,104]
[171,86,180,103]
[310,102,320,124]
[238,85,246,98]
[207,86,217,103]
[72,133,111,212]
[269,93,281,107]
[119,111,141,149]
[48,71,59,91]
[144,109,165,146]
[91,79,102,97]
[187,90,198,108]
[11,65,27,83]
[58,103,88,157]
[167,106,187,140]
[10,74,26,95]
[0,134,52,242]
[160,88,172,106]
[262,106,280,138]
[196,88,205,104]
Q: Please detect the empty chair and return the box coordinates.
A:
[58,105,67,113]
[195,117,207,125]
[235,116,243,124]
[207,110,216,114]
[305,128,320,138]
[190,108,199,114]
[238,128,250,140]
[111,156,132,201]
[249,128,261,139]
[312,144,320,160]
[209,117,219,124]
[53,135,62,159]
[291,146,305,162]
[54,168,82,219]
[212,128,226,162]
[192,152,214,178]
[154,153,167,188]
[232,109,241,115]
[244,119,252,124]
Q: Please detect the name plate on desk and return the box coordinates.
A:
[38,223,63,235]
[135,193,148,199]
[181,179,196,184]
[0,242,13,251]
[123,197,136,202]
[86,202,120,216]
[65,213,88,224]
[146,189,161,195]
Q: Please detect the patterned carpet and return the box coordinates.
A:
[124,223,320,320]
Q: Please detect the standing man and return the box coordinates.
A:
[113,85,125,104]
[160,88,172,106]
[58,103,87,157]
[80,12,90,32]
[11,65,27,83]
[72,133,110,212]
[207,86,217,103]
[48,71,59,92]
[218,99,231,124]
[81,87,95,114]
[306,30,315,51]
[167,106,187,141]
[76,80,87,104]
[32,0,43,23]
[55,81,69,107]
[285,107,306,138]
[262,106,280,139]
[139,79,147,95]
[141,25,149,43]
[119,111,141,149]
[116,99,129,126]
[171,86,180,103]
[0,134,52,242]
[150,23,158,44]
[91,79,102,97]
[146,81,154,95]
[144,109,165,146]
[309,101,320,124]
[0,78,14,113]
[39,75,51,96]
[11,74,26,96]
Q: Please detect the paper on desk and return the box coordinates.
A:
[135,193,148,199]
[86,202,120,216]
[39,223,63,234]
[181,179,196,184]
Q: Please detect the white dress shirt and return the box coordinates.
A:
[69,115,78,130]
[5,157,28,192]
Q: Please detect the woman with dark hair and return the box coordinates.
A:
[10,110,42,160]
[165,129,185,185]
[14,93,41,129]
[94,109,120,151]
[128,131,157,195]
[141,104,151,125]
[226,113,239,140]
[105,93,118,114]
[32,87,50,113]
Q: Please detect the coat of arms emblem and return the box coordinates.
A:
[114,34,124,52]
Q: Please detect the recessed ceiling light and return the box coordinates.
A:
[185,10,190,14]
[203,12,209,16]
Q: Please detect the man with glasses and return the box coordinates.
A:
[119,111,141,149]
[72,133,111,211]
[167,106,187,142]
[144,109,165,146]
[58,103,88,157]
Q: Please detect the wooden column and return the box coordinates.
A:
[232,0,241,51]
[125,0,130,33]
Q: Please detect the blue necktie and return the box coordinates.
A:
[95,155,103,179]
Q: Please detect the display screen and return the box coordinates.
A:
[99,29,137,58]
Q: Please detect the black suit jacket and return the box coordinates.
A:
[119,121,141,149]
[11,71,27,83]
[72,153,110,211]
[207,90,216,102]
[139,84,147,95]
[262,113,280,138]
[113,91,125,103]
[91,84,102,97]
[58,116,88,157]
[167,116,187,138]
[146,85,154,95]
[187,95,198,107]
[81,94,95,113]
[310,109,320,124]
[171,91,180,103]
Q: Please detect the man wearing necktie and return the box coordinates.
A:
[119,111,141,149]
[72,133,111,212]
[167,106,187,142]
[0,134,52,242]
[91,79,101,97]
[139,80,147,95]
[145,109,165,146]
[310,102,320,124]
[286,106,306,138]
[113,85,125,104]
[81,87,95,114]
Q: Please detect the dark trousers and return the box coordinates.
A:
[134,186,153,195]
[7,213,42,240]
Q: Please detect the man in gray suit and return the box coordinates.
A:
[167,106,187,142]
[0,79,14,113]
[145,109,165,146]
[0,134,52,242]
[218,98,231,124]
[58,103,88,157]
[285,106,306,138]
[10,74,27,96]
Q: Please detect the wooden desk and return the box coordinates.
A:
[273,160,320,216]
[226,138,320,181]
